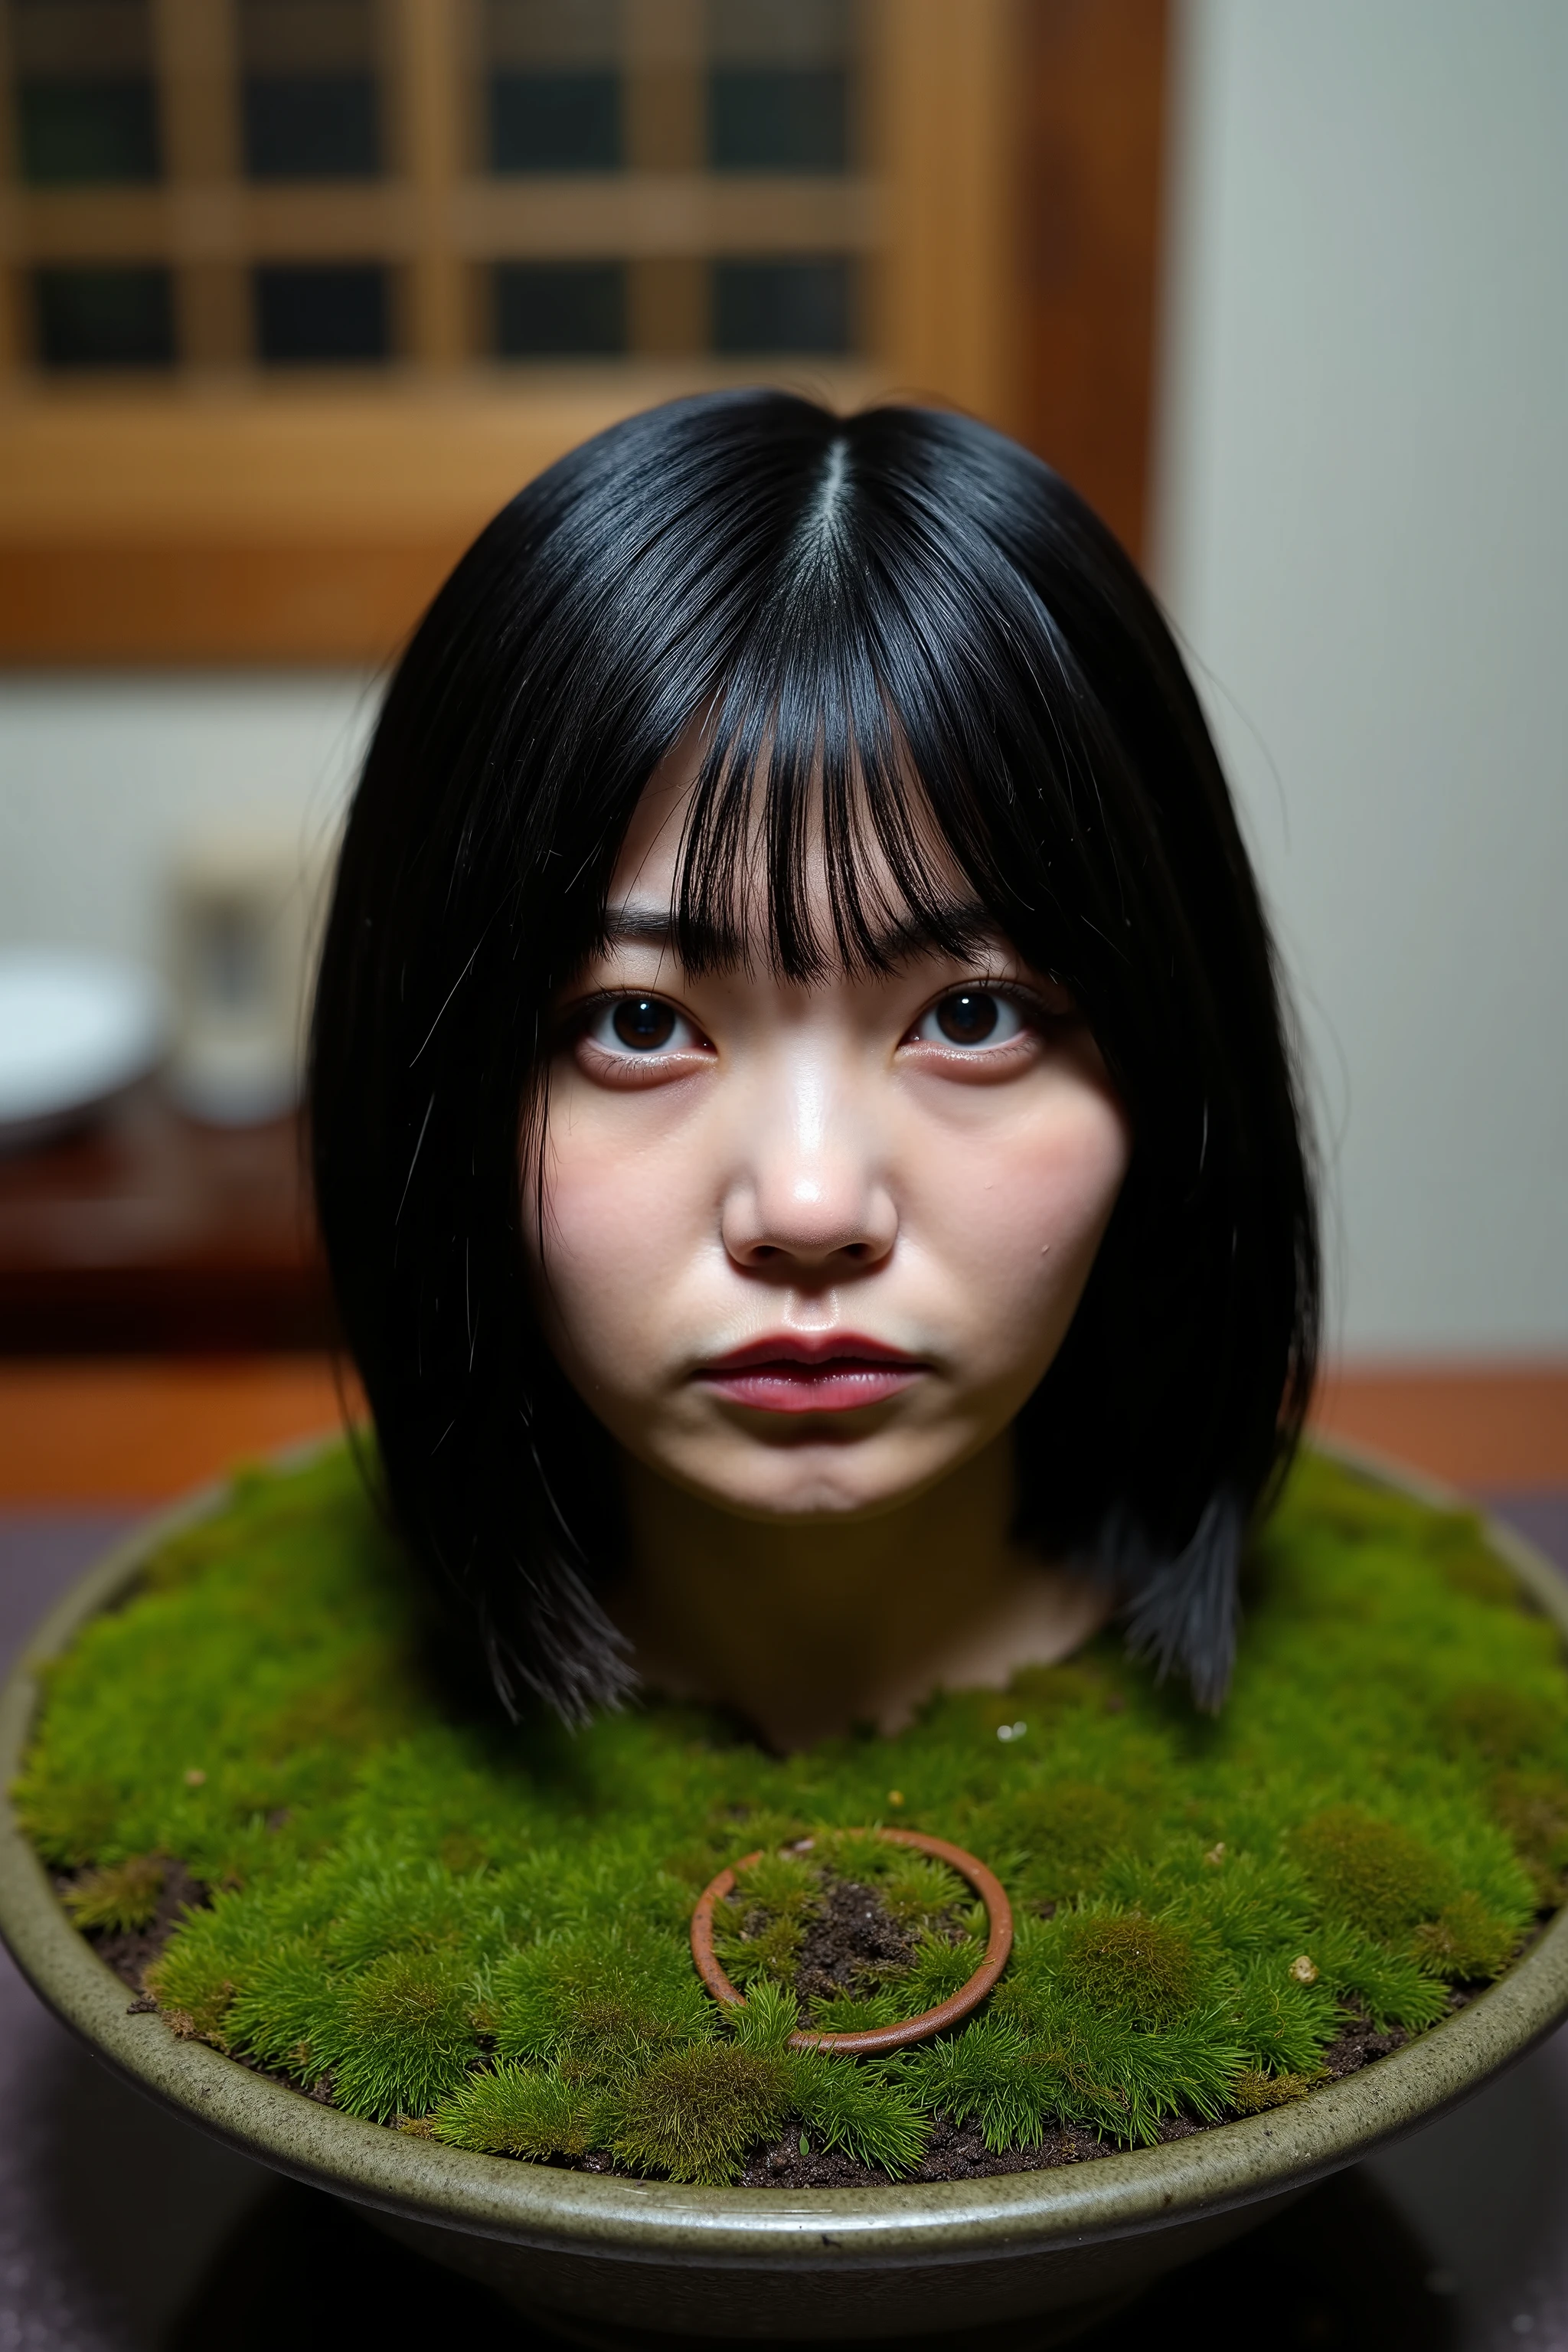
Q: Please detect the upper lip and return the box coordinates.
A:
[700,1333,925,1372]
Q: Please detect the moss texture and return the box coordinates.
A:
[15,1447,1568,2184]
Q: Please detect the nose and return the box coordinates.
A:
[720,1049,897,1275]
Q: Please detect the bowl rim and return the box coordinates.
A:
[2,1433,1566,2269]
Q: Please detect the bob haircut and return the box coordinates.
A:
[311,390,1318,1725]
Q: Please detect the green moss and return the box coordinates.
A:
[1439,1684,1565,1766]
[1054,1913,1200,2027]
[992,1781,1145,1910]
[1489,1769,1568,1903]
[18,1442,1568,2181]
[435,2063,607,2160]
[1289,1807,1452,1943]
[609,2045,791,2185]
[63,1851,166,1933]
[1229,2066,1315,2114]
[486,1929,711,2069]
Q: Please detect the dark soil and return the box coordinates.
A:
[741,2109,1115,2187]
[57,1860,211,1994]
[792,1876,919,2009]
[1318,2009,1410,2079]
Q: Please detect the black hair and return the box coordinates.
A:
[310,390,1318,1723]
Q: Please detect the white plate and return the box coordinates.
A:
[0,950,168,1152]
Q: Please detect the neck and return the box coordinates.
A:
[609,1436,1109,1751]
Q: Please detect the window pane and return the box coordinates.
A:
[489,70,620,171]
[34,266,174,367]
[17,78,159,183]
[243,74,379,178]
[713,259,851,354]
[494,262,626,356]
[709,67,847,172]
[254,265,390,364]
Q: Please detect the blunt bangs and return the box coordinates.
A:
[310,390,1318,1724]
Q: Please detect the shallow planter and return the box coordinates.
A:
[3,1442,1568,2348]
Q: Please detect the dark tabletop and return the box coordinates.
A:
[4,1498,1568,2350]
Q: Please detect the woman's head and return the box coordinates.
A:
[311,390,1318,1723]
[533,728,1131,1536]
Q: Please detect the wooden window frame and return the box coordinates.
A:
[0,0,1165,665]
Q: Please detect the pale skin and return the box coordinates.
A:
[527,752,1132,1752]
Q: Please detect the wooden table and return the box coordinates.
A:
[0,1084,331,1353]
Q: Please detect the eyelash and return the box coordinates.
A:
[576,982,1052,1061]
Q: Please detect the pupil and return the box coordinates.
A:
[936,991,998,1044]
[612,997,675,1050]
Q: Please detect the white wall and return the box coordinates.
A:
[1155,0,1568,1354]
[0,675,373,969]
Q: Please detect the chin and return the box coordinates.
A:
[684,1444,957,1526]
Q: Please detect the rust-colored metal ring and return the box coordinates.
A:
[690,1825,1013,2056]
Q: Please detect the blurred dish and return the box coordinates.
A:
[0,950,167,1153]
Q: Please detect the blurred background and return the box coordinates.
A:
[0,0,1563,1490]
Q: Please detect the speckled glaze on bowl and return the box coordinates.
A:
[2,1442,1566,2347]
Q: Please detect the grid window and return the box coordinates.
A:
[243,74,379,179]
[714,258,852,354]
[709,70,847,172]
[239,0,380,181]
[253,264,390,364]
[485,0,622,174]
[11,0,159,182]
[494,261,626,356]
[17,77,159,183]
[34,266,175,368]
[707,0,851,172]
[489,71,620,172]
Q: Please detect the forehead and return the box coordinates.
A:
[602,735,1001,979]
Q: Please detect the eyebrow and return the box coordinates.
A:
[599,897,1003,971]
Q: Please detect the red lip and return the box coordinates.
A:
[697,1333,927,1416]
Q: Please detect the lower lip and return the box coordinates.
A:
[699,1362,926,1414]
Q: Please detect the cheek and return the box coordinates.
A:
[526,1093,702,1371]
[928,1083,1130,1345]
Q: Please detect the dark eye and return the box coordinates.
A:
[583,995,705,1058]
[935,991,999,1044]
[612,996,677,1050]
[913,990,1028,1050]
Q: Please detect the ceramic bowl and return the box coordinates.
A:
[3,1444,1566,2347]
[0,949,167,1153]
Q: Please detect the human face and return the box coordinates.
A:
[527,763,1132,1528]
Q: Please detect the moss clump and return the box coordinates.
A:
[329,1949,478,2121]
[1485,1770,1568,1905]
[1229,2066,1315,2115]
[995,1782,1146,1912]
[436,2063,606,2161]
[62,1851,167,1934]
[1289,1808,1452,1945]
[18,1442,1567,2181]
[1439,1684,1566,1766]
[610,2044,792,2185]
[1055,1913,1200,2027]
[487,1929,712,2069]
